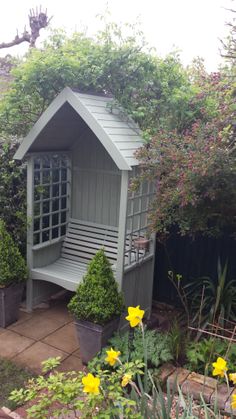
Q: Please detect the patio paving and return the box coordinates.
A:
[0,292,84,375]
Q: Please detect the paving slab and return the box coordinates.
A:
[0,327,6,335]
[40,303,73,324]
[7,310,32,329]
[72,348,82,359]
[57,355,85,372]
[42,323,79,353]
[12,341,68,374]
[0,330,34,359]
[9,314,66,340]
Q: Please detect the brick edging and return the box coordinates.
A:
[1,407,24,419]
[159,364,236,415]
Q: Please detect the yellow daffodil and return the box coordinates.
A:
[82,373,100,394]
[126,305,144,327]
[212,357,228,378]
[229,373,236,384]
[231,394,236,409]
[105,348,121,366]
[121,373,132,387]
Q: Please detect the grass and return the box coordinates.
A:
[0,357,33,410]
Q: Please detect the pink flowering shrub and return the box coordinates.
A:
[134,70,236,239]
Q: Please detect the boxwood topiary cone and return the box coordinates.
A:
[0,219,27,327]
[0,219,27,288]
[68,248,124,325]
[68,249,125,363]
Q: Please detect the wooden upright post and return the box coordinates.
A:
[26,156,34,311]
[116,170,129,290]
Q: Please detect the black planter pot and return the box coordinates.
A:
[74,317,120,364]
[0,282,24,328]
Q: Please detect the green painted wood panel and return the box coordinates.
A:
[33,241,62,268]
[71,130,121,226]
[122,258,155,318]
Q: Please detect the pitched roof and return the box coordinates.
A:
[14,87,144,170]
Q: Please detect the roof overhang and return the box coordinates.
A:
[14,87,143,170]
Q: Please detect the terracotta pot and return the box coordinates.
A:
[0,282,24,328]
[133,238,150,251]
[74,317,120,364]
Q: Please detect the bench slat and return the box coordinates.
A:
[32,219,118,291]
[68,226,118,240]
[61,246,117,261]
[59,252,117,265]
[62,240,118,254]
[66,230,118,244]
[69,219,118,232]
[69,218,119,232]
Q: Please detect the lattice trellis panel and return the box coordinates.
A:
[32,154,71,246]
[124,169,155,267]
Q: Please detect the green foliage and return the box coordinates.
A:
[9,358,144,418]
[0,219,27,287]
[68,249,124,325]
[0,19,235,240]
[134,65,236,239]
[88,327,173,371]
[9,341,224,418]
[0,141,27,255]
[0,24,195,138]
[168,319,187,364]
[184,260,236,328]
[186,337,236,376]
[41,356,61,373]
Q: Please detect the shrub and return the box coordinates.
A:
[68,249,124,325]
[0,219,27,287]
[0,141,27,256]
[184,259,236,328]
[168,318,188,364]
[186,337,236,376]
[88,327,173,372]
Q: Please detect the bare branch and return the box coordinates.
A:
[0,7,52,50]
[0,31,30,49]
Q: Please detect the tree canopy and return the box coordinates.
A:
[0,18,235,243]
[0,24,198,137]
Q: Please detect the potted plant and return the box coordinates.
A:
[0,220,28,328]
[68,249,125,364]
[133,236,150,251]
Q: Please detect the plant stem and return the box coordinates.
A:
[140,321,148,392]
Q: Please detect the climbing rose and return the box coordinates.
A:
[212,357,228,378]
[105,348,121,366]
[126,305,144,327]
[82,373,100,394]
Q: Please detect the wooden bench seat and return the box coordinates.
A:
[31,219,119,291]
